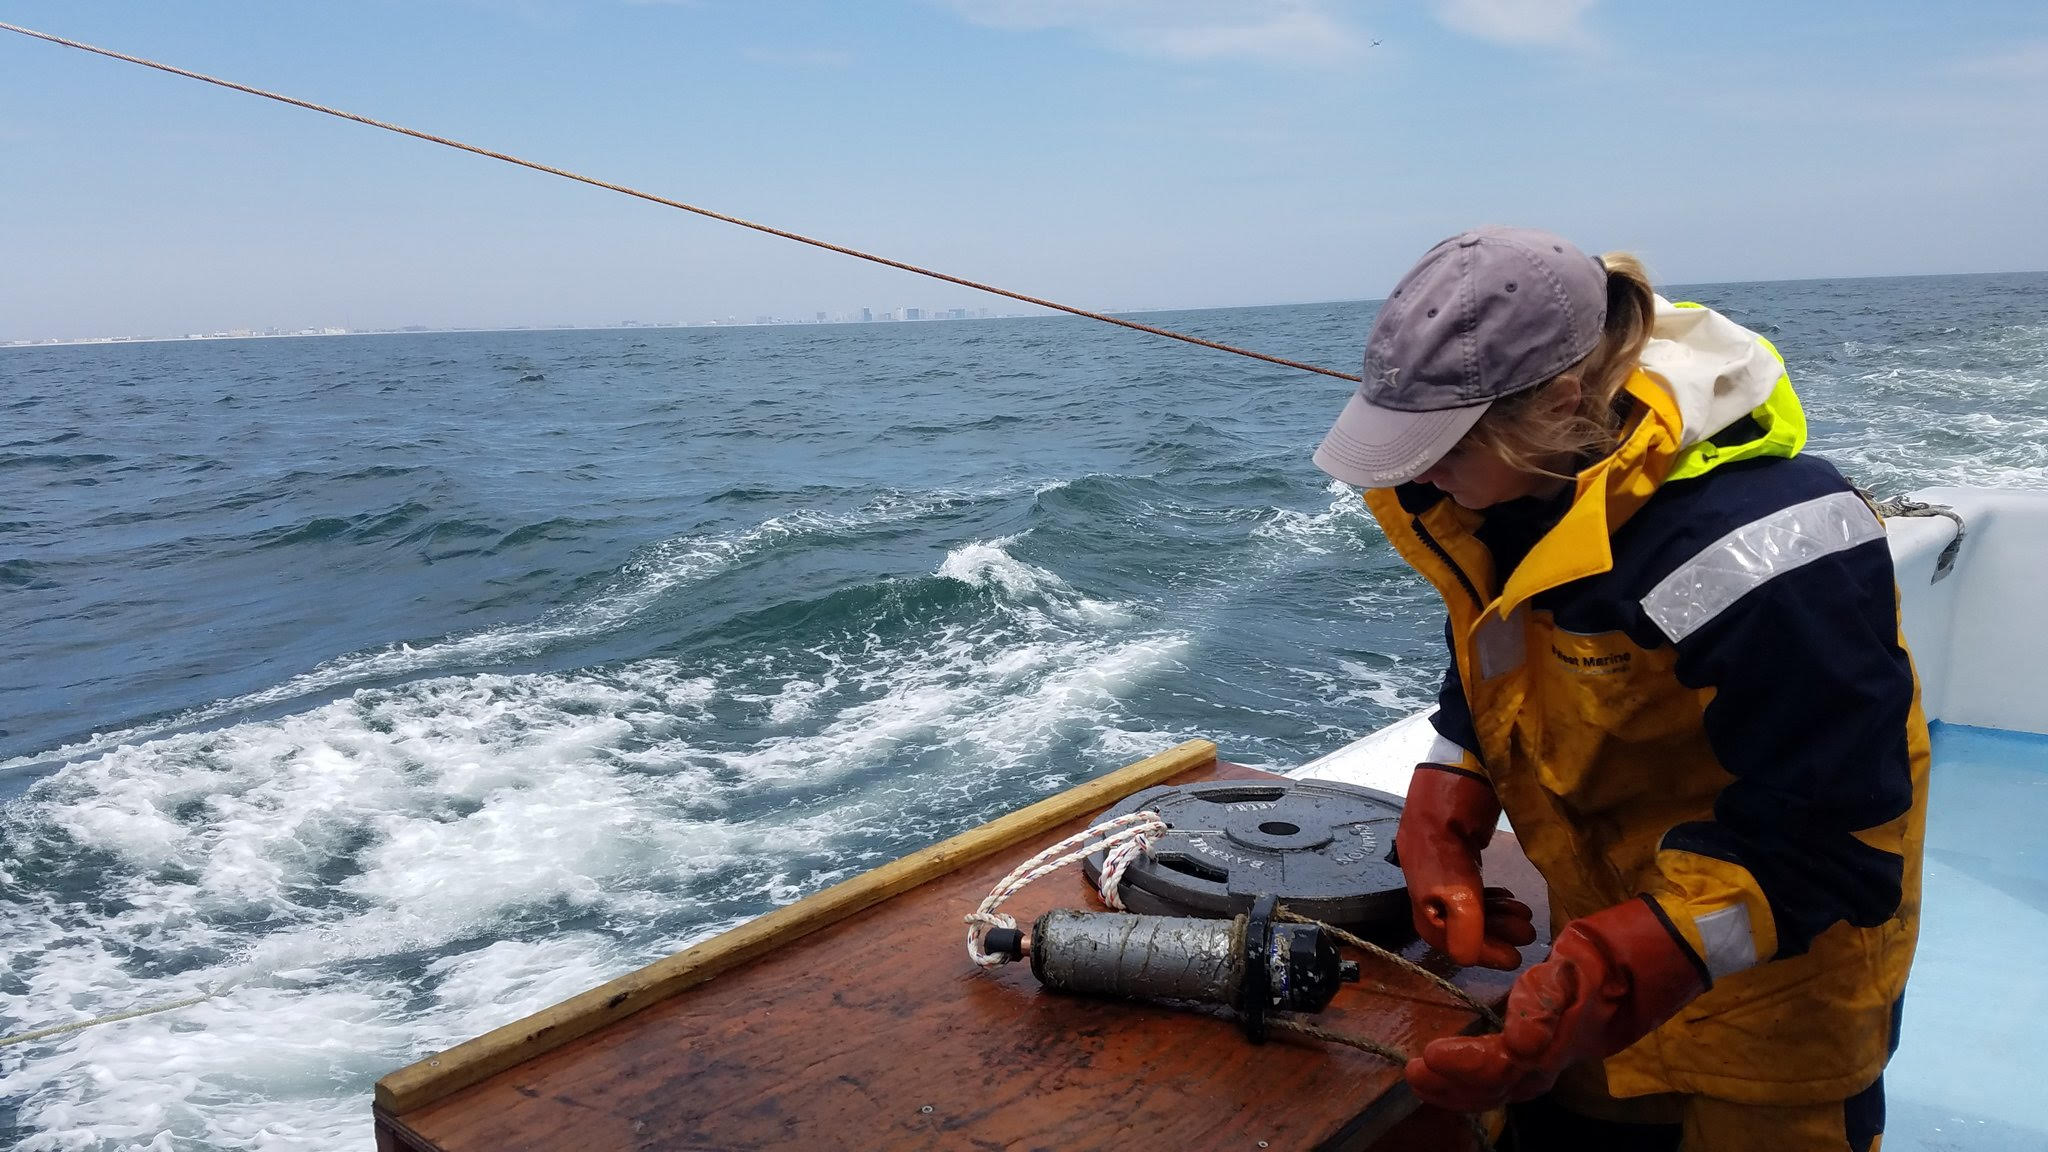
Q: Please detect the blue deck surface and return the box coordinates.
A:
[1886,723,2048,1151]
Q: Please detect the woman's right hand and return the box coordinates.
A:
[1394,765,1537,970]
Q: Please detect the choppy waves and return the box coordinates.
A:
[1,491,990,777]
[0,508,1205,1149]
[1802,317,2048,493]
[1700,280,2048,494]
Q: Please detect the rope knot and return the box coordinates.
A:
[964,810,1165,966]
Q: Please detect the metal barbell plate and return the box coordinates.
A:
[1081,778,1407,928]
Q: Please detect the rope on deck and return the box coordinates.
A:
[965,808,1167,966]
[1275,905,1503,1030]
[1268,908,1502,1150]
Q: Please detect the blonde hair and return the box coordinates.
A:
[1463,251,1657,479]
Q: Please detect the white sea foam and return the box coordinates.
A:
[1326,658,1437,713]
[421,934,629,1045]
[1250,479,1375,555]
[1815,396,2048,494]
[939,535,1134,628]
[0,528,1190,1150]
[938,534,1059,598]
[0,671,846,1147]
[1807,319,2048,493]
[764,674,838,725]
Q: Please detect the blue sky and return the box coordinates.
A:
[2,1,2045,341]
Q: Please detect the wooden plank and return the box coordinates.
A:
[375,738,1219,1116]
[378,757,1552,1151]
[373,1113,437,1152]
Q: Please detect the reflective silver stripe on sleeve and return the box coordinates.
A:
[1693,904,1759,980]
[1423,731,1471,766]
[1640,491,1884,644]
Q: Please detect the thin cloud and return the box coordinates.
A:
[1949,40,2048,81]
[1431,0,1599,49]
[936,0,1371,66]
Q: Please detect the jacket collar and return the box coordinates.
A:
[1491,369,1683,617]
[1367,351,1807,624]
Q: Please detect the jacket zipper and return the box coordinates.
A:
[1411,516,1484,611]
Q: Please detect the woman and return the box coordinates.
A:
[1312,228,1928,1150]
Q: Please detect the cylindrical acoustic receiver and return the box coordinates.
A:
[980,894,1359,1041]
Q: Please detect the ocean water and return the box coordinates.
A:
[2,272,2044,1149]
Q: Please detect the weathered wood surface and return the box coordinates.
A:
[375,751,1550,1151]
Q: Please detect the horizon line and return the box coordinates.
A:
[7,266,2044,350]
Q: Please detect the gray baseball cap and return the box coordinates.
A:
[1313,227,1608,488]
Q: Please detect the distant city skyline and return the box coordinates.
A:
[3,2,2046,344]
[0,303,1038,349]
[13,266,2046,351]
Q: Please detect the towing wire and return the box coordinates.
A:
[0,20,1363,385]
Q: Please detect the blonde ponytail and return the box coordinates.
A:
[1464,251,1657,478]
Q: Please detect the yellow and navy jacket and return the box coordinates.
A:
[1365,300,1930,1104]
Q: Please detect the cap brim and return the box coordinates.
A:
[1311,389,1490,488]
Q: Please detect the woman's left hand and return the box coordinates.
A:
[1405,895,1706,1111]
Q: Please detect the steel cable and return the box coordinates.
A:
[0,20,1363,385]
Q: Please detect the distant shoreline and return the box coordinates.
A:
[0,314,1045,351]
[8,268,2043,350]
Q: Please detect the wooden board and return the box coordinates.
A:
[375,747,1550,1151]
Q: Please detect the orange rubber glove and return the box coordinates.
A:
[1394,765,1536,970]
[1405,896,1709,1112]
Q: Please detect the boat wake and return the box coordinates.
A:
[0,508,1201,1150]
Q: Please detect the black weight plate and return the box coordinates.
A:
[1081,778,1407,928]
